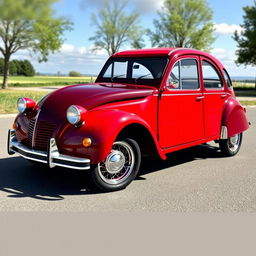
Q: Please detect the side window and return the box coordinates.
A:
[168,59,199,90]
[180,59,199,89]
[223,69,232,88]
[202,60,223,89]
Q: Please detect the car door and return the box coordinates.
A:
[201,58,227,139]
[158,56,204,148]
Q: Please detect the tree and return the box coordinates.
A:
[89,0,145,56]
[0,0,72,89]
[20,60,35,76]
[69,71,82,77]
[149,0,215,51]
[0,58,3,75]
[233,1,256,70]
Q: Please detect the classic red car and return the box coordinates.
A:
[8,48,249,191]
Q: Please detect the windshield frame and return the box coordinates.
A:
[96,56,169,87]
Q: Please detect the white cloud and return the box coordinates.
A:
[210,48,255,78]
[12,44,109,75]
[213,23,243,36]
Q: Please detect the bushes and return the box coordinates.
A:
[0,58,35,76]
[69,71,82,77]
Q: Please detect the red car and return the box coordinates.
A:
[8,48,249,191]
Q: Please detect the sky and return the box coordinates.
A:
[12,0,256,78]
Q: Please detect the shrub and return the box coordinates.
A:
[69,71,82,77]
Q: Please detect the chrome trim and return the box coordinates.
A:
[8,129,16,155]
[48,138,58,168]
[159,93,202,97]
[8,130,90,170]
[220,126,228,139]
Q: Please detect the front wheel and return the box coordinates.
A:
[91,138,141,192]
[219,133,243,157]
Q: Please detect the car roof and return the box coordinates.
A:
[113,48,224,69]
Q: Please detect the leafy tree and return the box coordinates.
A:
[0,58,3,75]
[9,60,17,75]
[149,0,215,51]
[233,1,256,68]
[89,0,145,56]
[20,60,35,76]
[0,0,72,89]
[69,70,82,77]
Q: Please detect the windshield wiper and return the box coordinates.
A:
[111,74,126,82]
[135,73,152,83]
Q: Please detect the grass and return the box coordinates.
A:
[0,90,49,114]
[240,101,256,106]
[0,76,96,87]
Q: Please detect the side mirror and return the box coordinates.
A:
[168,79,179,89]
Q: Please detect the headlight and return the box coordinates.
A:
[17,97,37,113]
[66,105,87,126]
[17,98,27,113]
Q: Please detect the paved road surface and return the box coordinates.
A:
[0,109,255,212]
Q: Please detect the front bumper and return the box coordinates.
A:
[8,129,90,170]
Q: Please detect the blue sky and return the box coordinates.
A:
[13,0,256,77]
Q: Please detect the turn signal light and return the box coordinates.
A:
[82,138,92,147]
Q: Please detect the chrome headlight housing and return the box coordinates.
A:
[67,105,80,125]
[66,105,87,126]
[17,98,27,113]
[17,97,37,114]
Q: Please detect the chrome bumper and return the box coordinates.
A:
[8,129,90,170]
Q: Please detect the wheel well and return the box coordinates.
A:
[116,123,159,158]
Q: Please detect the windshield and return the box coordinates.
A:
[96,57,169,87]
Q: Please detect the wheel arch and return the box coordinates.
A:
[116,123,163,159]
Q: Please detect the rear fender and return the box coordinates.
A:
[221,97,249,138]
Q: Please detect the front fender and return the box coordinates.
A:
[221,97,249,138]
[58,109,164,164]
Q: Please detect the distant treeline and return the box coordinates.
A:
[0,58,35,76]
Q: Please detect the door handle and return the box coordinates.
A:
[196,96,204,101]
[220,94,227,99]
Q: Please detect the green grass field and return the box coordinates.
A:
[0,90,49,114]
[0,75,96,87]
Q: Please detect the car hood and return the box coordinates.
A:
[38,83,155,123]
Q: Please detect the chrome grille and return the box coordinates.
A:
[27,119,36,148]
[34,121,56,151]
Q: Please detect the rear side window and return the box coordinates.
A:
[202,60,223,89]
[168,59,199,90]
[223,69,232,88]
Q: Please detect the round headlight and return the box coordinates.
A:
[17,98,27,113]
[67,105,81,125]
[17,97,37,114]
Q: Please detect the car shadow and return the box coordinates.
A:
[0,144,221,200]
[138,143,222,177]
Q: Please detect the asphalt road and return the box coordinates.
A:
[0,108,255,212]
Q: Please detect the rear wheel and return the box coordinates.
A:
[219,133,243,156]
[91,138,141,192]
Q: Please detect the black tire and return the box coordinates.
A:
[219,133,243,157]
[91,138,141,192]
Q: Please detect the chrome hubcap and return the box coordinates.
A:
[98,141,135,185]
[105,151,125,174]
[228,134,240,152]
